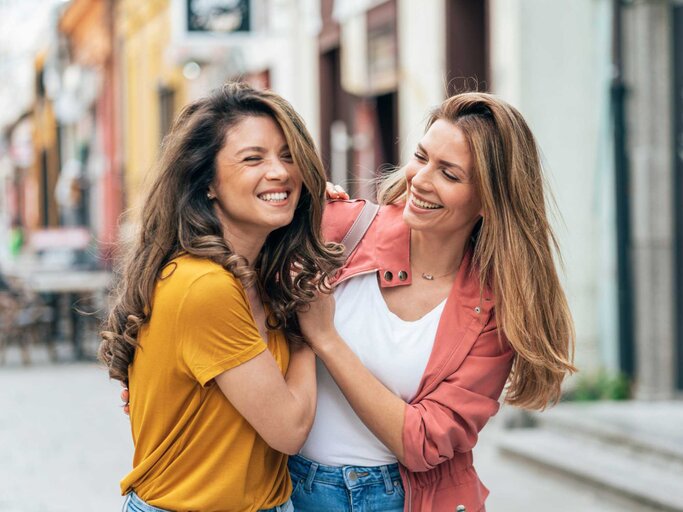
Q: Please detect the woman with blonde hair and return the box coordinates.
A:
[291,91,576,511]
[100,82,342,512]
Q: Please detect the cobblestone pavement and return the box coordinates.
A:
[0,355,632,512]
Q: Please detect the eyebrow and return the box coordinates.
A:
[417,143,467,175]
[234,144,290,157]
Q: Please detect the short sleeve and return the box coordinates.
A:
[176,271,267,387]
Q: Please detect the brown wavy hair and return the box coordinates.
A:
[99,82,343,386]
[378,92,576,409]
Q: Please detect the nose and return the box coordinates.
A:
[265,158,289,181]
[410,164,434,192]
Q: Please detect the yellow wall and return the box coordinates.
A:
[117,0,185,209]
[60,0,110,66]
[32,52,60,228]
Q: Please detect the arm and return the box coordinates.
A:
[401,326,513,471]
[299,292,513,471]
[179,273,316,455]
[215,342,316,455]
[298,292,407,462]
[317,331,408,461]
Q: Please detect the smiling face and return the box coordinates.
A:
[403,119,483,237]
[209,114,303,245]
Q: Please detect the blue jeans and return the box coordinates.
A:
[288,454,405,512]
[123,490,294,512]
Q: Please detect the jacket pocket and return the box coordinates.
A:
[434,478,488,512]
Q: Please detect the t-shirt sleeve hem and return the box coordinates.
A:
[195,342,268,387]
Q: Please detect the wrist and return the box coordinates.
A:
[309,331,341,358]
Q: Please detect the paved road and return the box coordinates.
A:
[0,361,130,512]
[0,357,633,512]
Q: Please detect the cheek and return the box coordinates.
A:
[403,164,418,187]
[463,194,483,216]
[289,166,303,187]
[445,190,481,214]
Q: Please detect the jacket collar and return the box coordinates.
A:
[337,202,494,316]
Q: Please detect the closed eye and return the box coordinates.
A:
[242,155,262,163]
[414,152,427,162]
[441,169,461,182]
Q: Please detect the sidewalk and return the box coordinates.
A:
[0,361,130,512]
[0,355,646,511]
[476,411,638,512]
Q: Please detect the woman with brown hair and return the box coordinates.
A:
[290,91,577,512]
[99,82,341,512]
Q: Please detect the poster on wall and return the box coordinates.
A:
[185,0,250,34]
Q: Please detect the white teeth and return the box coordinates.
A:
[412,197,442,209]
[259,192,288,202]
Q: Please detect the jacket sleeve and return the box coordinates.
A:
[401,315,514,472]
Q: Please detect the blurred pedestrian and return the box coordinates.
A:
[292,92,577,512]
[8,218,23,258]
[99,82,342,512]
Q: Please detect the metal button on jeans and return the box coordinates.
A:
[348,470,358,481]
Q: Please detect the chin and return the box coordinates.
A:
[265,214,297,232]
[402,206,420,228]
[402,212,437,234]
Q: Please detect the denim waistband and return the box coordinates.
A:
[123,492,169,512]
[261,497,294,512]
[124,491,293,512]
[288,453,401,493]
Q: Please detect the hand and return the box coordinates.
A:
[298,291,337,351]
[121,387,130,416]
[325,182,349,200]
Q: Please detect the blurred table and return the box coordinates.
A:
[26,270,112,360]
[27,271,111,294]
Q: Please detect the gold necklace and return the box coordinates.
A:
[420,269,457,281]
[415,258,461,281]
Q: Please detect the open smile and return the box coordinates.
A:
[410,195,443,210]
[257,191,290,203]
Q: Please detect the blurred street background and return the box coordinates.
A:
[0,0,681,510]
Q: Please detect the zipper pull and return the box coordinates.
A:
[456,506,466,512]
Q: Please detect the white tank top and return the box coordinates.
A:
[299,272,446,466]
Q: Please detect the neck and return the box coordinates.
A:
[410,229,470,277]
[223,227,267,268]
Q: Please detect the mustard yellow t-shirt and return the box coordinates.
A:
[121,255,291,512]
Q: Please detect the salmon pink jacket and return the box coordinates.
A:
[322,200,514,512]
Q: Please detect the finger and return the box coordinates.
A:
[335,187,349,199]
[123,404,130,416]
[325,182,337,198]
[120,388,129,403]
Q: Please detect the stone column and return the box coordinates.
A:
[623,0,676,399]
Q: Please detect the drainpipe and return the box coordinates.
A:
[611,0,634,378]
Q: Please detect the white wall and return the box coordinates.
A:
[396,0,446,162]
[262,0,321,146]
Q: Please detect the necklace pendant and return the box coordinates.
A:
[421,273,434,281]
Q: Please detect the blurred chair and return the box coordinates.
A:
[0,274,55,365]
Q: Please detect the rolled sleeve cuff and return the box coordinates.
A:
[195,342,267,387]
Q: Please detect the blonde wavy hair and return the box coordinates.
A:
[378,92,576,409]
[99,82,343,386]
